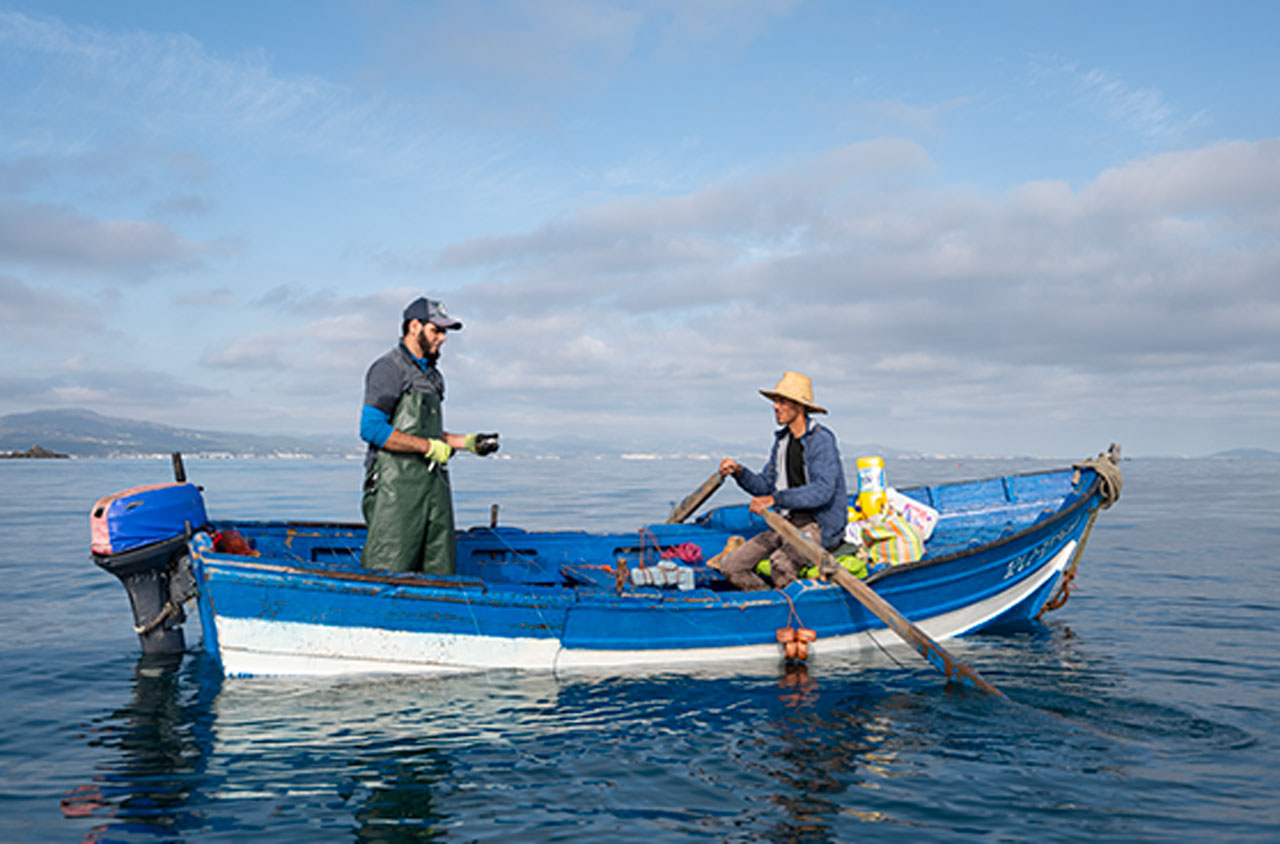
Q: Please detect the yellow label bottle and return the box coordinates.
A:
[856,456,886,517]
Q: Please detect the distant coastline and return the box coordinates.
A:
[0,445,71,459]
[1,408,1278,461]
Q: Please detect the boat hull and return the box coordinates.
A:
[186,463,1104,677]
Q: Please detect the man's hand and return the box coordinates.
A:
[749,494,775,515]
[718,457,742,477]
[465,432,500,456]
[424,438,453,465]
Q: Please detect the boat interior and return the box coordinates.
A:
[206,467,1088,593]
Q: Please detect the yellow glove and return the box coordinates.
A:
[424,438,453,465]
[464,432,500,456]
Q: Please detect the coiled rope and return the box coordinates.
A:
[1072,442,1123,509]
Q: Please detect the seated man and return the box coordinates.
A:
[715,372,848,590]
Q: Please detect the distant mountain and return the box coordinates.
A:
[1210,448,1280,460]
[0,408,354,458]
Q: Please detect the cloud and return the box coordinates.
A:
[0,199,229,275]
[0,5,799,225]
[130,132,1273,456]
[0,156,49,193]
[0,274,99,330]
[361,0,798,98]
[1084,139,1280,216]
[171,286,239,308]
[0,12,332,136]
[149,194,214,218]
[199,291,410,376]
[11,134,1269,456]
[434,138,1279,350]
[435,138,933,277]
[1027,54,1204,143]
[373,0,641,95]
[0,365,220,417]
[388,135,1280,454]
[200,335,286,370]
[851,96,974,134]
[0,11,414,179]
[647,0,800,50]
[1073,67,1196,141]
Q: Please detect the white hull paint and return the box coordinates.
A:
[214,542,1075,678]
[216,616,561,677]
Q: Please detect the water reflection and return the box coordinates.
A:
[61,628,1226,843]
[62,653,222,841]
[350,745,451,843]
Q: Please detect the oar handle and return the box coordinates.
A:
[665,470,725,524]
[760,508,1005,697]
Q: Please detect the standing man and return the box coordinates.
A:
[359,296,499,573]
[715,372,848,590]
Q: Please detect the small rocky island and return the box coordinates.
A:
[0,445,71,459]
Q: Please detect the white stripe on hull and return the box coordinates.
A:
[216,617,562,677]
[213,541,1074,677]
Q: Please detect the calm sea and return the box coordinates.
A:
[1,455,1277,842]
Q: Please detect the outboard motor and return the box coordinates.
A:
[89,454,207,657]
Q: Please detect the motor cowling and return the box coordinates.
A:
[90,482,208,656]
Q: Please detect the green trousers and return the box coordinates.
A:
[360,390,456,574]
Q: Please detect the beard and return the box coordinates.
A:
[418,326,442,363]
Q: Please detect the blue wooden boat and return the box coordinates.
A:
[90,449,1121,678]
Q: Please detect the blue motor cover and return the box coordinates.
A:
[91,482,208,556]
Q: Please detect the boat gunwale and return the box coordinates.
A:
[192,546,487,593]
[198,464,1100,596]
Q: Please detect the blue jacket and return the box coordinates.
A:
[734,419,848,549]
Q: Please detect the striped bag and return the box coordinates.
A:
[846,511,925,565]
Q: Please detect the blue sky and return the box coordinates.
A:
[1,0,1277,458]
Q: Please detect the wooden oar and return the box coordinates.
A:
[665,470,725,524]
[760,508,1005,697]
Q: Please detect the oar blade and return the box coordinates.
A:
[665,471,725,524]
[827,567,1002,695]
[760,509,1004,697]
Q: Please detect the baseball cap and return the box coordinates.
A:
[403,297,462,330]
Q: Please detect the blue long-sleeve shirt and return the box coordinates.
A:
[359,342,444,462]
[360,404,395,448]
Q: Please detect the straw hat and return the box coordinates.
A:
[759,371,827,414]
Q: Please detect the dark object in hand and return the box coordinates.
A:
[475,433,500,456]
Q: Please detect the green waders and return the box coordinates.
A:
[360,390,456,574]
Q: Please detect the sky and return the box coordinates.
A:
[1,0,1277,459]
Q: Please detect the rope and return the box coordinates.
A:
[778,587,806,630]
[1072,443,1123,509]
[865,626,910,672]
[1038,568,1077,615]
[481,527,543,571]
[468,527,561,638]
[133,600,180,635]
[1036,508,1099,617]
[636,527,663,568]
[1040,444,1122,616]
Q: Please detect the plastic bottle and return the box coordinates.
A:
[855,456,886,517]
